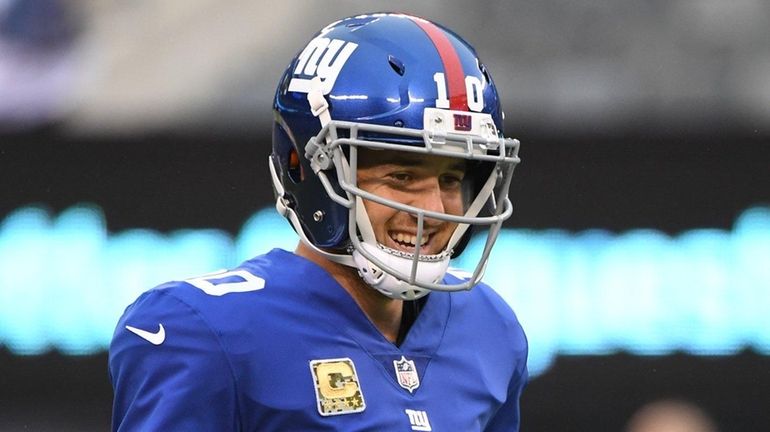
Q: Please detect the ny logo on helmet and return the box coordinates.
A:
[453,113,472,131]
[288,37,358,95]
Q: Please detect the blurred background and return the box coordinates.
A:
[1,0,769,430]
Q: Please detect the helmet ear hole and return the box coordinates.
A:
[288,148,304,182]
[273,121,304,184]
[289,149,300,168]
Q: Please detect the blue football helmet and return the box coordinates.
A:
[270,13,520,300]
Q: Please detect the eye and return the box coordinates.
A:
[440,173,464,189]
[389,172,412,183]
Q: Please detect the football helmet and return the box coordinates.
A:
[270,13,520,300]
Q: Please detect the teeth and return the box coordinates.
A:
[390,232,429,247]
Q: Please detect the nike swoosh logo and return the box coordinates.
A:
[125,323,166,345]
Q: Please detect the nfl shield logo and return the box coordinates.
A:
[393,355,420,393]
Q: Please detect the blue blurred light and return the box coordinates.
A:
[0,204,769,378]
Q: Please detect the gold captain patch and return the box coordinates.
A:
[309,358,366,416]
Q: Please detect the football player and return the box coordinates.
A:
[110,13,528,431]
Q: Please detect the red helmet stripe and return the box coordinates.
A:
[408,16,467,111]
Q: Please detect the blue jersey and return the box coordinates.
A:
[109,249,528,431]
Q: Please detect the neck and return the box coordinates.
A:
[295,242,403,343]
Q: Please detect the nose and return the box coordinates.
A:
[411,179,446,223]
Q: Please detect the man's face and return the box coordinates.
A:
[356,148,466,256]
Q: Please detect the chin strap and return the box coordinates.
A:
[308,76,331,128]
[446,164,499,249]
[271,76,354,268]
[355,196,378,244]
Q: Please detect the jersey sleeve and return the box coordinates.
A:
[109,287,239,431]
[483,318,529,432]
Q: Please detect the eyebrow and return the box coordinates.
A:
[366,153,466,172]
